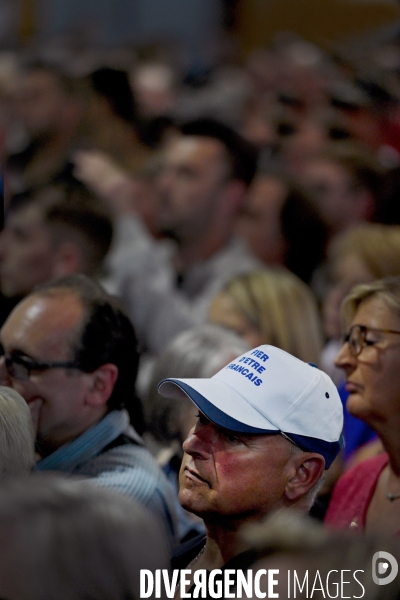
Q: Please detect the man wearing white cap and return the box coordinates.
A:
[158,345,343,588]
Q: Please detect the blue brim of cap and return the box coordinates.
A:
[168,380,277,434]
[158,379,344,469]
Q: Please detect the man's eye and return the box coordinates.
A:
[224,430,241,443]
[196,412,209,425]
[364,337,377,346]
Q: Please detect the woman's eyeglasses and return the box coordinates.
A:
[344,324,400,357]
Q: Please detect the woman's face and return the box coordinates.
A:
[335,295,400,427]
[208,292,264,348]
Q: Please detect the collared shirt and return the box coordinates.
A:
[104,215,265,355]
[36,409,179,548]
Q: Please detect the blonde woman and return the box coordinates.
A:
[322,225,400,465]
[327,276,400,534]
[209,268,323,365]
[324,224,400,345]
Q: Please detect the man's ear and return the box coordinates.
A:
[284,453,325,503]
[84,363,119,408]
[51,242,84,278]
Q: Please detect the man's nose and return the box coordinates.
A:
[182,422,215,459]
[155,168,174,194]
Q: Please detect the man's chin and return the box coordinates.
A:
[179,488,203,514]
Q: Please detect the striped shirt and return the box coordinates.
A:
[36,409,179,548]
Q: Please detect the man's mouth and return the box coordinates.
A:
[184,466,209,485]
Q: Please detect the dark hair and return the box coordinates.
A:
[34,275,143,431]
[314,143,383,199]
[178,118,258,186]
[8,184,113,277]
[253,166,328,284]
[280,186,328,284]
[89,67,137,124]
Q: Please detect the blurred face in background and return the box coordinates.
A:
[236,174,287,266]
[12,70,69,140]
[300,158,373,237]
[154,134,231,242]
[209,292,264,348]
[0,205,55,298]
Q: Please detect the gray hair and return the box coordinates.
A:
[342,275,400,328]
[0,387,35,480]
[0,473,169,600]
[144,324,250,443]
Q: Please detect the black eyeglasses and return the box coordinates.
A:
[344,324,400,357]
[0,348,80,381]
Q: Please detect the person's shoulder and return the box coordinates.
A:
[325,453,388,531]
[90,441,166,482]
[342,452,389,481]
[213,236,265,269]
[330,452,388,500]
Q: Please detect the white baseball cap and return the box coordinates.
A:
[158,345,344,468]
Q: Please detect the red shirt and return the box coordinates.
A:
[325,453,389,533]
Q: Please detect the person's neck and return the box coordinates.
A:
[383,438,400,477]
[200,519,252,569]
[371,419,400,476]
[36,411,107,459]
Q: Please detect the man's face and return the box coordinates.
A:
[155,135,231,241]
[12,70,68,139]
[0,293,101,454]
[300,159,371,235]
[0,204,56,298]
[179,413,294,523]
[236,174,287,265]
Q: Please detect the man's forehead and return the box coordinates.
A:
[165,134,226,161]
[1,292,83,352]
[199,412,282,444]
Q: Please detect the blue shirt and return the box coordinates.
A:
[36,409,179,548]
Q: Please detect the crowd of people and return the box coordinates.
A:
[2,20,400,599]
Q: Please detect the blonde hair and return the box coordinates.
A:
[222,269,323,363]
[330,224,400,280]
[0,387,35,480]
[342,276,400,329]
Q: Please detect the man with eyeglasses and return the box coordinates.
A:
[0,274,180,548]
[157,345,343,592]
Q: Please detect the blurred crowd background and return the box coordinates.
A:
[1,4,400,596]
[2,0,400,479]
